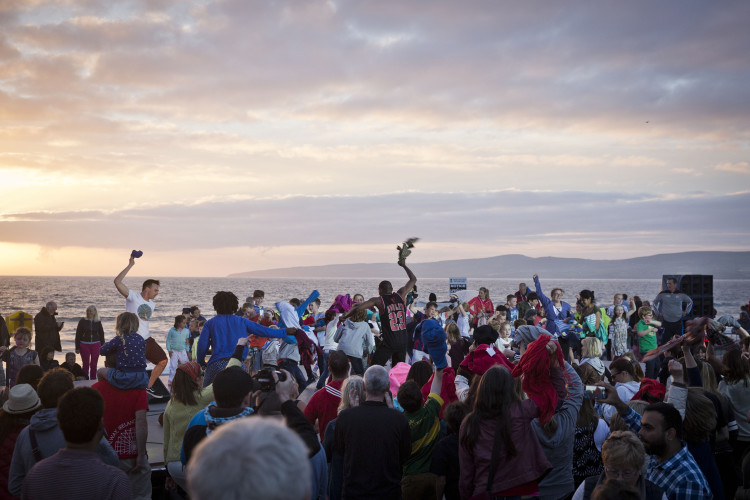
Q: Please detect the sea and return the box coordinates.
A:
[1,276,747,362]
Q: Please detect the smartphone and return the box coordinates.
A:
[584,385,606,400]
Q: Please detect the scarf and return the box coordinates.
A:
[203,402,254,435]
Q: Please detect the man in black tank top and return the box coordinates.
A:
[342,258,417,367]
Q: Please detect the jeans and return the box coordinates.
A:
[279,358,308,393]
[316,350,330,390]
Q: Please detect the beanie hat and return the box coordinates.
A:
[473,325,498,346]
[632,378,666,404]
[212,366,253,407]
[421,319,448,370]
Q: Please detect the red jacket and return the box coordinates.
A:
[303,379,343,442]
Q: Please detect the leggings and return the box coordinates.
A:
[79,342,101,380]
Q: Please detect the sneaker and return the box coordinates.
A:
[146,387,158,398]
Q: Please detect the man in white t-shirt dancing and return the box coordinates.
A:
[114,253,168,395]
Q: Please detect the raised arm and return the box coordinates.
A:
[114,255,135,298]
[533,274,551,308]
[396,259,417,296]
[341,296,379,321]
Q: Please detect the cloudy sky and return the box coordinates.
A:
[1,0,748,277]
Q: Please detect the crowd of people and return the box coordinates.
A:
[1,252,750,499]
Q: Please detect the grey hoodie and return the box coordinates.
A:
[8,408,119,496]
[601,380,641,422]
[532,362,583,500]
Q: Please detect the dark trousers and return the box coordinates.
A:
[347,355,365,376]
[661,320,684,344]
[316,350,330,390]
[278,358,308,393]
[372,343,406,367]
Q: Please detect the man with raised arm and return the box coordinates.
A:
[342,258,417,367]
[114,252,168,395]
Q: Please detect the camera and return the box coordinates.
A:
[251,368,287,392]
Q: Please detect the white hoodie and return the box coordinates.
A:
[601,380,641,422]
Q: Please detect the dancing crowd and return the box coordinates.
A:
[1,252,750,500]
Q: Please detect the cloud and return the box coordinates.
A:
[716,162,750,174]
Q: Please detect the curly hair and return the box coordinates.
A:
[213,291,239,315]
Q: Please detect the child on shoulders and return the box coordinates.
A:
[0,328,40,387]
[99,311,149,389]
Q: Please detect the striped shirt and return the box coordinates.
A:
[403,393,444,476]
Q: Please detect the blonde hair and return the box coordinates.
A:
[601,431,646,470]
[115,312,139,337]
[445,322,460,343]
[338,376,365,413]
[582,337,602,358]
[86,306,100,322]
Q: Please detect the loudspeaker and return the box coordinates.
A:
[661,274,713,318]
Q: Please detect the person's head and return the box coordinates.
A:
[506,295,517,308]
[406,360,433,388]
[443,401,469,435]
[609,357,635,384]
[115,311,139,336]
[461,365,518,455]
[621,352,644,381]
[37,368,74,409]
[308,298,321,314]
[638,306,653,320]
[212,366,253,408]
[478,287,489,300]
[639,402,683,456]
[550,288,564,302]
[722,348,750,384]
[378,280,393,295]
[189,306,201,318]
[666,277,677,292]
[45,301,58,315]
[352,293,365,304]
[57,387,104,445]
[213,291,239,315]
[363,365,390,399]
[397,381,424,413]
[495,305,508,316]
[527,292,538,307]
[581,337,602,359]
[338,375,365,412]
[174,315,187,329]
[40,346,55,362]
[683,388,717,444]
[187,418,312,500]
[172,361,203,406]
[13,328,32,349]
[85,305,99,322]
[499,322,511,339]
[289,298,301,308]
[2,383,42,416]
[252,289,265,305]
[612,305,626,320]
[16,364,45,390]
[324,309,336,324]
[600,431,645,487]
[65,352,76,365]
[141,279,160,300]
[445,322,460,343]
[591,478,641,500]
[424,301,439,319]
[240,302,254,317]
[741,336,750,354]
[613,294,623,305]
[579,289,596,307]
[349,307,367,323]
[328,350,350,380]
[518,283,527,294]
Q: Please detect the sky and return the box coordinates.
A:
[0,0,749,277]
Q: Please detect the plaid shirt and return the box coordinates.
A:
[622,407,712,499]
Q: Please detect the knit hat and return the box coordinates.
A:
[473,325,498,346]
[176,361,202,382]
[2,384,42,414]
[515,325,549,346]
[632,378,666,404]
[213,366,253,407]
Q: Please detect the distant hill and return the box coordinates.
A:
[228,251,750,279]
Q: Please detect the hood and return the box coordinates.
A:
[29,408,58,431]
[581,357,605,375]
[617,380,641,400]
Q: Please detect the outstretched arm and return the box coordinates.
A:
[341,297,379,321]
[532,274,551,308]
[114,255,135,298]
[396,259,417,296]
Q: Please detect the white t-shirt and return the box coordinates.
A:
[457,314,470,338]
[126,289,155,339]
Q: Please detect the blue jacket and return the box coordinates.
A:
[533,276,573,335]
[196,315,286,367]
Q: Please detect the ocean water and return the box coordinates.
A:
[0,276,747,361]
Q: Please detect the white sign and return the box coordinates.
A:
[449,277,467,295]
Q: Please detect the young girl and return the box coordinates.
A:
[1,328,40,388]
[334,308,374,376]
[446,322,470,371]
[608,305,630,359]
[166,315,190,387]
[39,347,59,372]
[99,311,149,389]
